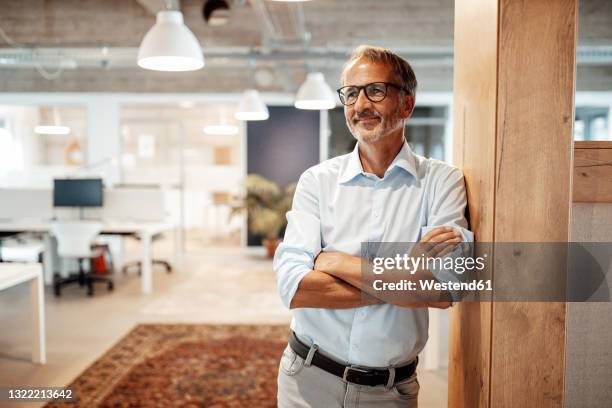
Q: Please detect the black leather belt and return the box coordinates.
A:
[288,331,417,387]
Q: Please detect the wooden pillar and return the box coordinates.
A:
[449,0,577,407]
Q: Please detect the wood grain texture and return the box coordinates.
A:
[573,145,612,202]
[491,0,576,407]
[451,0,576,407]
[449,0,498,406]
[494,0,576,239]
[574,141,612,149]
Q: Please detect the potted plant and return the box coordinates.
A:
[230,174,296,258]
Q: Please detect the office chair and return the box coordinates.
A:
[122,232,172,275]
[51,221,114,297]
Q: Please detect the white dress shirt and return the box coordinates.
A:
[273,140,472,368]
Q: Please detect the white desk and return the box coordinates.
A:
[0,263,46,364]
[0,221,179,294]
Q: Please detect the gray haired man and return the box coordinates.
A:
[274,45,472,407]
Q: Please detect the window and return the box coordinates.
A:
[0,117,15,173]
[405,106,447,160]
[574,107,611,141]
[0,105,87,187]
[327,105,449,161]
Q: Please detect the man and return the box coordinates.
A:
[273,45,472,407]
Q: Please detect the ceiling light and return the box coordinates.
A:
[294,72,335,110]
[138,10,204,72]
[34,125,71,135]
[235,90,269,121]
[203,0,230,26]
[203,125,239,135]
[35,107,70,135]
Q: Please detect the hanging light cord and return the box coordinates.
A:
[0,24,65,80]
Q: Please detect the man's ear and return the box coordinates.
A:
[402,94,415,119]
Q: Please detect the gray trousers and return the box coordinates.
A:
[277,345,419,408]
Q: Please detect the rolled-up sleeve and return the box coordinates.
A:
[273,169,322,308]
[425,166,473,242]
[422,166,474,302]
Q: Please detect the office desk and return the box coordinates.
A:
[0,263,46,364]
[0,221,179,294]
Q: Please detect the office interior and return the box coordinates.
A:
[0,1,611,407]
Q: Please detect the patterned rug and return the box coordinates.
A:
[45,324,290,408]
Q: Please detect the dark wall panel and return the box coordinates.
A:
[247,106,320,245]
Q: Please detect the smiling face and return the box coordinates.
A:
[343,58,413,144]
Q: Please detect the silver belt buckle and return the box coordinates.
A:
[342,365,369,383]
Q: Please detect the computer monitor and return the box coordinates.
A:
[53,178,104,207]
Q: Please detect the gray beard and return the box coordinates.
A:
[348,113,405,144]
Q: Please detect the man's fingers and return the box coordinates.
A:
[428,231,461,243]
[418,230,461,253]
[416,237,462,259]
[420,226,453,242]
[429,239,461,258]
[421,239,460,259]
[411,228,462,260]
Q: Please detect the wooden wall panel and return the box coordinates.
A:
[449,0,498,406]
[573,142,612,203]
[450,0,577,407]
[492,0,576,404]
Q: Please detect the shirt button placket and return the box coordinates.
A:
[371,181,384,242]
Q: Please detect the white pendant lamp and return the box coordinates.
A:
[294,72,335,110]
[203,124,239,135]
[35,107,71,135]
[138,10,204,72]
[204,106,239,135]
[34,125,71,135]
[235,89,269,121]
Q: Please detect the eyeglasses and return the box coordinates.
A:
[336,82,407,106]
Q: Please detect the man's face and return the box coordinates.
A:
[343,59,413,144]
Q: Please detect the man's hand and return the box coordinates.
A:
[314,227,461,277]
[412,226,462,259]
[405,226,462,307]
[313,227,463,309]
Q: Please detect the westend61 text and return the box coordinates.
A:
[373,279,493,292]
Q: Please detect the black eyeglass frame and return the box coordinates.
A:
[336,82,409,106]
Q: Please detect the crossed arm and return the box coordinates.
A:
[290,270,382,309]
[290,227,461,310]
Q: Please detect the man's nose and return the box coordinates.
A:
[354,88,373,112]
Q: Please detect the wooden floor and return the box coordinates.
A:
[0,244,448,407]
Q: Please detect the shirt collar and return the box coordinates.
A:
[338,140,417,184]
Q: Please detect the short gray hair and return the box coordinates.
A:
[340,45,417,98]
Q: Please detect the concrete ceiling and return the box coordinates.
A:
[0,0,455,48]
[0,0,610,93]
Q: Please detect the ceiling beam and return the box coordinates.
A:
[135,0,180,15]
